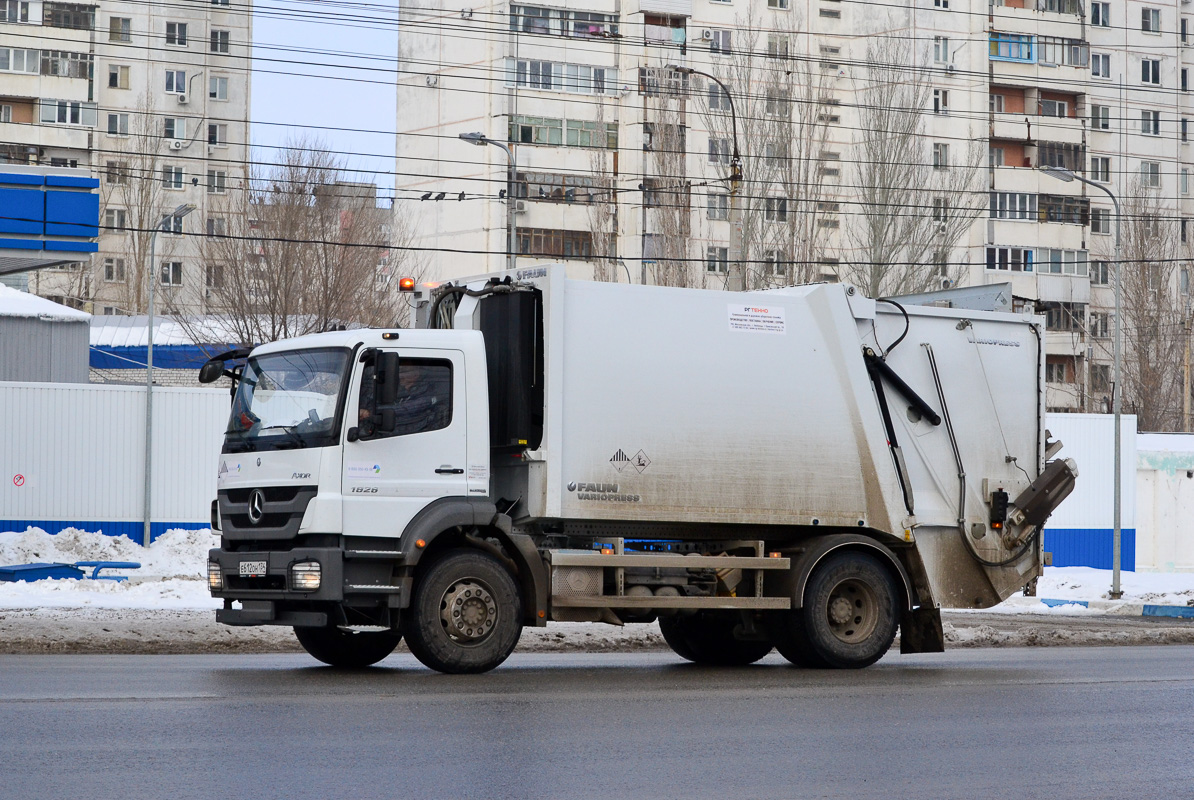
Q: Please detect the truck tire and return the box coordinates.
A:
[770,551,899,669]
[659,613,774,666]
[405,549,523,674]
[293,625,402,668]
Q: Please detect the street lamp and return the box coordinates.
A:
[143,202,196,547]
[1041,165,1124,599]
[459,132,516,273]
[667,65,744,290]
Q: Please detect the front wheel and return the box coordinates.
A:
[769,551,899,669]
[294,625,401,668]
[659,613,774,666]
[405,549,523,674]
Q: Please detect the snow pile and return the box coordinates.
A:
[0,526,217,611]
[1035,567,1194,606]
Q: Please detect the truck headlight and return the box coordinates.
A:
[290,561,321,592]
[207,561,223,591]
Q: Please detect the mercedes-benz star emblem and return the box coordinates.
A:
[247,489,265,525]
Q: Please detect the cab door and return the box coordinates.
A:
[342,348,467,538]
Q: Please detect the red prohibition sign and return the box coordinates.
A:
[12,474,24,487]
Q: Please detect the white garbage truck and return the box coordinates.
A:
[201,266,1076,673]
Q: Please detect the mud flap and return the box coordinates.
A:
[900,606,945,654]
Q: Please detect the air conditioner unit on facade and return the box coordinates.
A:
[947,63,956,73]
[177,94,188,104]
[514,201,527,213]
[170,139,184,150]
[940,277,953,289]
[701,29,713,40]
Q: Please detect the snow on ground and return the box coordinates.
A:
[2,526,1194,655]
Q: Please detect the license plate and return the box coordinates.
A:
[239,561,268,577]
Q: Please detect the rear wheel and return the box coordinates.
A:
[770,551,899,669]
[405,549,523,674]
[659,613,774,666]
[294,625,401,668]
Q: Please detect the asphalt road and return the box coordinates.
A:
[3,647,1193,800]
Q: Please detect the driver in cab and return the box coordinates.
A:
[357,360,449,437]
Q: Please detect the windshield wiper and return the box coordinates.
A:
[259,426,307,449]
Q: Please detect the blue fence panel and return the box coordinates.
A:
[1043,527,1136,570]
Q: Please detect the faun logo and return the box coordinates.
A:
[567,481,640,503]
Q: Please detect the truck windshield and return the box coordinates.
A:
[223,348,350,452]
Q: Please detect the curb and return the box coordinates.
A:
[1040,598,1194,619]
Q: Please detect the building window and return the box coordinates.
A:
[768,0,789,8]
[1141,161,1161,187]
[1183,168,1190,194]
[1040,0,1080,12]
[208,123,227,146]
[990,192,1037,220]
[103,209,128,231]
[211,30,230,53]
[1142,59,1161,85]
[1091,260,1110,285]
[935,0,949,7]
[1038,141,1085,171]
[212,0,230,5]
[166,22,188,46]
[207,217,227,237]
[1037,249,1089,276]
[990,94,1005,113]
[1142,7,1161,32]
[819,7,841,19]
[1092,53,1111,78]
[207,170,228,194]
[1090,364,1110,392]
[1091,208,1111,234]
[164,118,185,139]
[109,16,131,41]
[209,76,229,100]
[160,261,183,286]
[566,120,617,148]
[509,115,563,145]
[707,193,728,220]
[0,47,39,74]
[165,70,186,93]
[990,147,1005,167]
[107,113,129,135]
[105,161,128,184]
[1044,302,1085,331]
[44,4,93,29]
[506,59,612,95]
[1089,312,1110,339]
[1044,362,1068,384]
[1091,2,1110,26]
[708,83,731,111]
[40,50,93,79]
[933,89,949,114]
[108,64,130,89]
[39,100,96,127]
[932,142,949,169]
[1040,98,1068,117]
[2,1,30,23]
[162,166,184,189]
[764,90,790,117]
[767,35,789,59]
[710,29,731,55]
[706,246,728,273]
[989,33,1034,62]
[1038,37,1088,67]
[986,246,1034,272]
[1184,118,1190,142]
[932,198,949,222]
[516,228,592,259]
[765,250,790,275]
[765,196,789,222]
[103,258,126,283]
[1041,195,1090,225]
[1090,104,1110,130]
[933,36,949,64]
[820,45,841,71]
[1090,156,1111,182]
[1184,69,1190,92]
[708,137,731,164]
[1142,110,1161,135]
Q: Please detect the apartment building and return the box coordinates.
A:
[0,0,252,316]
[398,0,1193,415]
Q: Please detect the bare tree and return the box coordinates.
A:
[1095,178,1189,431]
[587,103,620,283]
[842,37,986,298]
[639,67,694,288]
[702,9,837,289]
[170,138,419,346]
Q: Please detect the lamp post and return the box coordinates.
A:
[1042,166,1123,599]
[667,65,744,290]
[459,132,516,273]
[144,202,196,547]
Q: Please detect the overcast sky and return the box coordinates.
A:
[251,1,400,199]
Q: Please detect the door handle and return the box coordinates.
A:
[435,467,464,474]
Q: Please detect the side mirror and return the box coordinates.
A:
[198,360,225,384]
[375,352,400,433]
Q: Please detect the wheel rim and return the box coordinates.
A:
[823,577,880,644]
[439,577,499,645]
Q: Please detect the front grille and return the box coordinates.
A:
[219,485,318,541]
[225,486,306,504]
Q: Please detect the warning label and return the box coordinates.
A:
[728,305,786,334]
